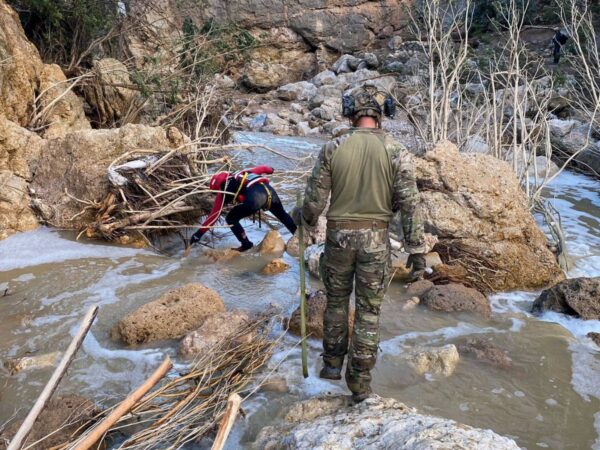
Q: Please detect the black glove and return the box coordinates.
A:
[189,230,204,247]
[406,253,426,281]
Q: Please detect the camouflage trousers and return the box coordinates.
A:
[321,227,391,395]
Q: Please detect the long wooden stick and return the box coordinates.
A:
[296,193,309,378]
[7,306,99,450]
[69,356,172,450]
[211,393,242,450]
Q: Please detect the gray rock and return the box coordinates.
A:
[308,93,325,109]
[548,118,579,137]
[276,81,317,101]
[253,395,520,450]
[311,106,334,122]
[532,277,600,320]
[464,134,490,154]
[388,35,404,51]
[249,113,267,129]
[312,69,337,87]
[332,123,350,137]
[362,52,379,69]
[332,54,361,74]
[317,84,344,99]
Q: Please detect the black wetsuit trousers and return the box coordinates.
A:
[225,183,297,244]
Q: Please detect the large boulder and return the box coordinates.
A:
[0,396,100,450]
[179,310,253,356]
[38,64,91,139]
[0,116,44,239]
[416,141,564,291]
[112,283,225,345]
[531,277,600,320]
[30,124,183,230]
[242,61,291,92]
[288,290,354,339]
[82,58,139,127]
[252,395,520,450]
[421,284,491,318]
[0,0,43,126]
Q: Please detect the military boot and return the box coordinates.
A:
[351,388,373,404]
[319,364,342,380]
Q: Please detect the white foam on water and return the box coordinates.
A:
[0,228,152,272]
[41,258,181,307]
[76,329,167,392]
[379,322,503,355]
[594,412,600,450]
[537,312,600,341]
[570,343,600,402]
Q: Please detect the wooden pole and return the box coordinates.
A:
[8,306,99,450]
[69,356,172,450]
[210,393,242,450]
[296,193,309,378]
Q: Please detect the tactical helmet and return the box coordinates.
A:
[342,83,396,123]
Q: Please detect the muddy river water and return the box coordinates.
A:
[1,132,599,449]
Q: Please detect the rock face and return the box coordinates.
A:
[0,396,99,450]
[112,283,225,345]
[187,1,409,55]
[531,277,600,320]
[252,395,520,450]
[421,284,491,318]
[38,64,91,139]
[0,116,43,239]
[416,141,564,291]
[30,124,182,230]
[179,310,252,356]
[0,0,43,126]
[288,290,354,339]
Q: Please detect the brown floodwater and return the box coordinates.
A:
[0,132,599,449]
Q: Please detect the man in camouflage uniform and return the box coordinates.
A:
[294,84,426,402]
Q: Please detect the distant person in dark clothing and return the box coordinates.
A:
[553,28,569,64]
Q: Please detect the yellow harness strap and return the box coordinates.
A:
[233,172,248,203]
[261,183,272,210]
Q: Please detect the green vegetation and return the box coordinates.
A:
[8,0,122,68]
[179,17,257,77]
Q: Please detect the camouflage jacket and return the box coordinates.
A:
[302,128,426,254]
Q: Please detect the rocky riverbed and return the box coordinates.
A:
[1,133,599,450]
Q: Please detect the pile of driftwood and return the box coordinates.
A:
[7,309,281,450]
[82,141,304,247]
[62,311,280,450]
[83,146,232,245]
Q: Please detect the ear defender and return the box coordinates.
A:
[342,95,356,118]
[383,96,396,117]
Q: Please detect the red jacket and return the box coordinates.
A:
[198,165,273,234]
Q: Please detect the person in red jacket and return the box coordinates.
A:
[188,165,297,252]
